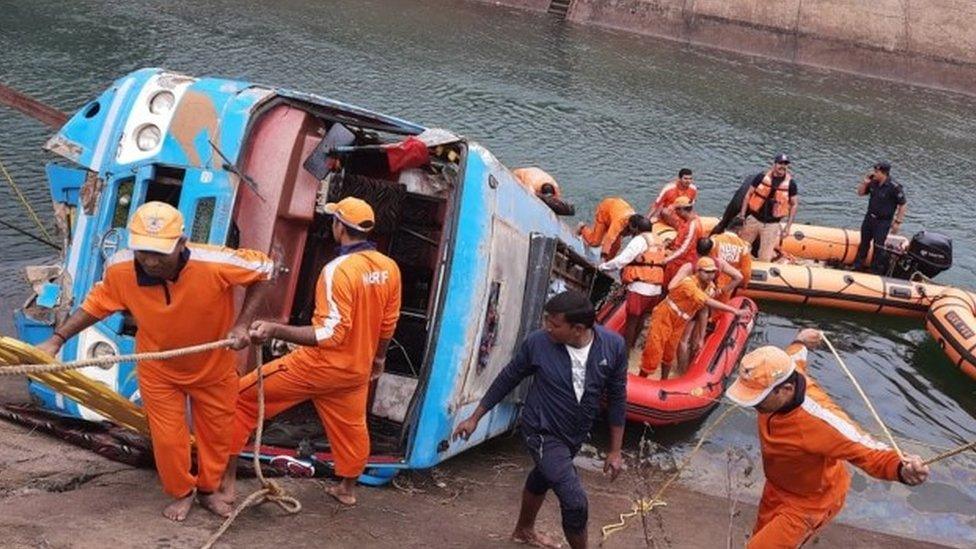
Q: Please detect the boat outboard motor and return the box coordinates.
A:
[889,230,953,279]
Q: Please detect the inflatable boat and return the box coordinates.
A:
[679,218,976,381]
[597,293,757,425]
[925,288,976,381]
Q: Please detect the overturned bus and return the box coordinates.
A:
[11,68,611,482]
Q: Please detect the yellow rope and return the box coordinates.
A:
[0,338,236,375]
[0,334,302,544]
[0,152,55,243]
[821,333,904,459]
[601,405,738,540]
[923,440,976,466]
[201,350,301,549]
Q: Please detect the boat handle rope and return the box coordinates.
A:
[767,253,954,307]
[845,275,949,305]
[768,266,855,301]
[768,265,949,308]
[790,231,905,255]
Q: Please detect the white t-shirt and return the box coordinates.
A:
[565,341,593,402]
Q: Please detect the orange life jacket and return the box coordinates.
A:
[747,171,791,219]
[512,167,561,198]
[622,233,666,285]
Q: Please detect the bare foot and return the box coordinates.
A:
[324,483,357,506]
[162,492,195,522]
[216,486,235,505]
[198,492,233,518]
[215,482,235,505]
[512,528,562,548]
[217,456,238,505]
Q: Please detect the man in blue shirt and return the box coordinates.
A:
[853,161,907,273]
[453,291,627,549]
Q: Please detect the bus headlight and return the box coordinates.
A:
[88,341,117,369]
[88,341,116,359]
[149,90,176,114]
[135,124,161,151]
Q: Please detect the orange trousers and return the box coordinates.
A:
[580,217,611,247]
[640,304,688,374]
[231,355,371,478]
[580,199,632,259]
[747,483,843,548]
[580,220,621,259]
[138,365,237,497]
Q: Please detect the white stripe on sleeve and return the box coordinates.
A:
[314,255,350,342]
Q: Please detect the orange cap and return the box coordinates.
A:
[696,256,717,272]
[673,196,693,208]
[324,197,376,232]
[725,346,796,406]
[128,201,184,254]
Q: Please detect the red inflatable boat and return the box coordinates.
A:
[599,294,757,426]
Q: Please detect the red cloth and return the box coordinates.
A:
[625,292,661,316]
[386,136,429,173]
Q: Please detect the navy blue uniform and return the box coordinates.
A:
[480,326,628,534]
[853,177,906,273]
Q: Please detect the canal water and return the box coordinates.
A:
[1,0,974,545]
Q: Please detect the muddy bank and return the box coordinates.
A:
[483,0,976,97]
[0,420,947,549]
[0,380,947,548]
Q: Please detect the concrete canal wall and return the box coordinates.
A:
[486,0,976,96]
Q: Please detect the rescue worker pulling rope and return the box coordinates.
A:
[725,330,930,548]
[34,202,276,521]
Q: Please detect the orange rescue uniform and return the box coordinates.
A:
[710,231,752,303]
[663,214,703,285]
[512,167,562,198]
[748,343,904,548]
[640,276,712,374]
[232,246,401,477]
[651,181,697,220]
[81,244,274,497]
[580,197,635,259]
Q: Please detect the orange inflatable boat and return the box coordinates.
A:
[700,217,911,267]
[598,294,757,425]
[926,288,976,380]
[743,262,940,317]
[658,218,976,381]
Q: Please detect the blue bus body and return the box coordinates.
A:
[14,69,606,479]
